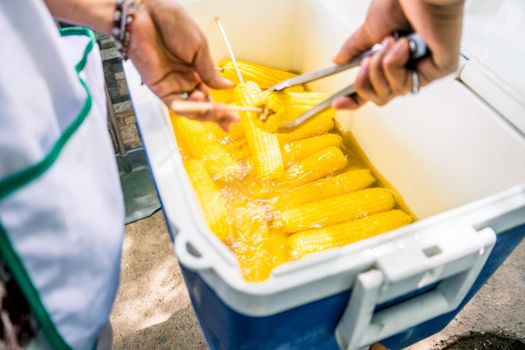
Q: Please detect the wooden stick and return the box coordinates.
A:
[171,101,261,114]
[215,17,244,84]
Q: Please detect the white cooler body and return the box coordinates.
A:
[125,0,525,349]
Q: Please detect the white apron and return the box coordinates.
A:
[0,1,124,349]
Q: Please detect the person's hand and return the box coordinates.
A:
[332,0,465,110]
[129,0,238,129]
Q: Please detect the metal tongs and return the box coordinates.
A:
[268,33,429,129]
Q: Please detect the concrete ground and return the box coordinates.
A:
[111,211,524,349]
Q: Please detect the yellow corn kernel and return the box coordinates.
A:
[228,122,245,140]
[288,210,413,258]
[233,80,266,107]
[282,133,343,166]
[233,206,272,282]
[267,91,329,113]
[225,140,251,161]
[263,91,329,131]
[210,87,235,103]
[236,172,278,199]
[172,115,241,181]
[235,82,284,179]
[284,86,305,93]
[273,169,376,209]
[280,146,347,187]
[278,109,335,143]
[220,59,303,91]
[185,160,232,240]
[263,113,288,133]
[269,230,289,267]
[275,187,395,233]
[262,92,329,132]
[171,111,229,145]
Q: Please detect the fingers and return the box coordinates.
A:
[203,104,239,132]
[333,26,375,64]
[383,38,411,95]
[334,36,419,110]
[332,95,366,111]
[166,85,238,131]
[129,3,235,130]
[354,37,398,106]
[353,56,378,104]
[369,37,394,100]
[194,42,234,90]
[149,69,202,104]
[415,52,458,89]
[357,37,413,105]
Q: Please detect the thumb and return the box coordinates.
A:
[194,44,234,89]
[333,26,375,64]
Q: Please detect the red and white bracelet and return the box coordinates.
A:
[112,0,141,60]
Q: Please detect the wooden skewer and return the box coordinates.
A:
[215,17,244,84]
[214,18,269,120]
[171,101,261,114]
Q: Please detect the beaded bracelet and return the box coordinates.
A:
[112,0,141,60]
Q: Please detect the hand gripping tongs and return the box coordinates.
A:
[267,33,428,129]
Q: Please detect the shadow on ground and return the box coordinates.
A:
[441,333,525,350]
[110,212,206,350]
[114,305,206,350]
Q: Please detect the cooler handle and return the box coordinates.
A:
[175,231,213,270]
[335,227,496,350]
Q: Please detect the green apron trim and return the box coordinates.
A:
[0,27,95,201]
[0,27,99,350]
[60,27,96,72]
[0,222,71,350]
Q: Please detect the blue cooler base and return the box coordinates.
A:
[180,225,524,350]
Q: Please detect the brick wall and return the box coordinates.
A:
[96,33,142,151]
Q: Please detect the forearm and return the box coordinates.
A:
[44,0,116,35]
[424,0,464,5]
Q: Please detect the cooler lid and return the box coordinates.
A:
[461,0,525,134]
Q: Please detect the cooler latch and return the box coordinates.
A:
[335,225,496,350]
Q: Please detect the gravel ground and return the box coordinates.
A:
[111,212,524,349]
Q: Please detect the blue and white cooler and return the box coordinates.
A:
[125,0,525,349]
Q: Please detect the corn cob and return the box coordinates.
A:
[269,230,289,267]
[228,122,245,140]
[234,80,264,106]
[278,109,335,143]
[282,133,343,166]
[263,91,330,131]
[267,91,329,114]
[237,171,278,199]
[219,59,304,91]
[204,119,229,143]
[275,188,395,233]
[185,160,232,240]
[171,111,228,147]
[225,140,251,161]
[288,210,413,258]
[209,87,235,104]
[235,82,284,179]
[233,206,273,282]
[280,146,347,187]
[172,115,241,181]
[264,113,291,133]
[273,169,376,209]
[174,60,416,281]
